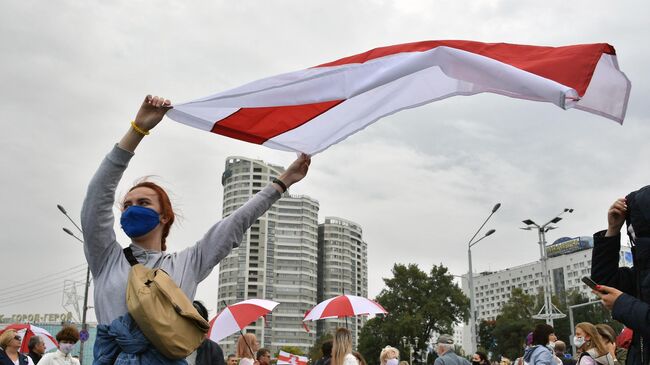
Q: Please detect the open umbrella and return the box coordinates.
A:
[208,299,279,343]
[302,294,387,323]
[0,324,58,353]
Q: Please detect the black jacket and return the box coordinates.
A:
[591,231,650,365]
[196,339,225,365]
[28,351,42,364]
[0,349,29,365]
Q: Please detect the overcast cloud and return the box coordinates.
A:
[1,0,649,322]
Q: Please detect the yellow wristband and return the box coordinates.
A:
[130,121,150,136]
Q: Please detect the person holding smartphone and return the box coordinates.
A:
[590,185,650,365]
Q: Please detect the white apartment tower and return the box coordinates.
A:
[217,156,319,355]
[317,217,369,347]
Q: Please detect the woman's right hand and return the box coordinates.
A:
[133,95,172,132]
[606,198,627,237]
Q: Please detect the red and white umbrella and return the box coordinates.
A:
[208,299,279,343]
[0,324,58,353]
[302,294,387,322]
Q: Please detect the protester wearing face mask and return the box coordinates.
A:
[380,346,399,365]
[434,334,470,365]
[523,324,561,365]
[81,96,311,363]
[472,352,490,365]
[574,323,613,365]
[38,326,80,365]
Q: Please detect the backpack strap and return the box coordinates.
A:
[123,247,139,266]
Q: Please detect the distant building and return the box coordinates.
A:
[459,237,633,352]
[317,217,368,347]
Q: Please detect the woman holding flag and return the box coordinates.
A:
[82,95,311,363]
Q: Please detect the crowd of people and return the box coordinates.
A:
[0,326,82,365]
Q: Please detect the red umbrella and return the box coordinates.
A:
[302,294,387,323]
[0,324,58,353]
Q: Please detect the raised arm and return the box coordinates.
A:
[118,95,171,153]
[80,95,170,275]
[591,198,635,293]
[188,153,312,282]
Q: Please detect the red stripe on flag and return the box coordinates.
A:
[316,40,615,96]
[211,100,344,144]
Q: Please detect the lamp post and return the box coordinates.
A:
[467,203,500,354]
[58,204,91,364]
[521,208,574,326]
[402,336,419,365]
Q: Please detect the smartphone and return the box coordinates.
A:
[581,276,599,290]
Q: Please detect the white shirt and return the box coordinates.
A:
[38,350,80,365]
[344,353,359,365]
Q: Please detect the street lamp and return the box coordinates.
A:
[402,336,419,365]
[58,204,91,365]
[521,208,574,326]
[467,203,500,354]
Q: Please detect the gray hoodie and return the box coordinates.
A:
[81,145,281,324]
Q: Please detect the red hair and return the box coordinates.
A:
[128,181,175,251]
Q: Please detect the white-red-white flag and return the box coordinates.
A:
[167,40,630,155]
[277,351,308,365]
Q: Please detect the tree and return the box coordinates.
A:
[309,334,333,362]
[492,288,541,361]
[478,320,497,357]
[357,264,470,365]
[278,346,305,356]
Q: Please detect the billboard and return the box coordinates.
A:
[546,236,593,258]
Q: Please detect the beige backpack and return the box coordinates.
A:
[124,247,210,359]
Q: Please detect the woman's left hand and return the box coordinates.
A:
[277,153,311,189]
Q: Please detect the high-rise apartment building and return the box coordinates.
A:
[317,217,368,347]
[217,156,320,355]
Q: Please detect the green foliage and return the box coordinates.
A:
[357,264,470,365]
[492,288,541,360]
[278,346,305,357]
[478,320,497,357]
[309,334,333,362]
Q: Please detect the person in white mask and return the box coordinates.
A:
[38,326,80,365]
[379,346,399,365]
[574,323,614,365]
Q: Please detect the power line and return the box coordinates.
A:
[0,263,86,291]
[0,267,88,299]
[0,275,88,306]
[0,287,67,308]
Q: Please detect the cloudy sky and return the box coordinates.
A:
[1,0,649,323]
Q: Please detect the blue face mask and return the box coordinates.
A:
[120,206,161,238]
